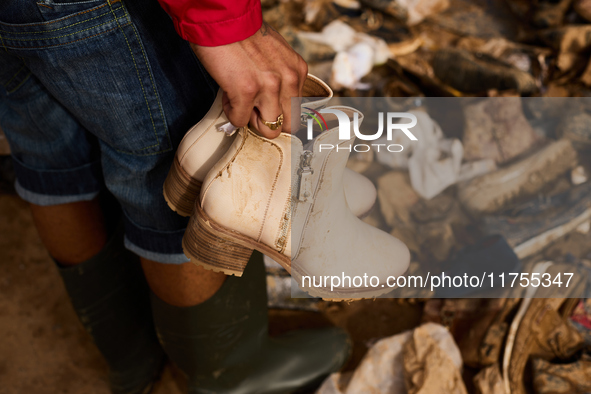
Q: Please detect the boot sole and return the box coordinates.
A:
[183,204,391,300]
[163,157,202,217]
[183,203,290,277]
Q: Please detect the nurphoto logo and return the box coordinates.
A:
[303,108,418,152]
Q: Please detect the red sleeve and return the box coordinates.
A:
[157,0,263,47]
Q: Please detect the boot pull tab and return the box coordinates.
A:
[217,121,240,136]
[297,151,314,202]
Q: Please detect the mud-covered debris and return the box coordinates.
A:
[429,0,519,39]
[260,0,278,8]
[377,170,419,227]
[360,61,425,96]
[533,356,591,394]
[504,0,531,20]
[388,36,423,56]
[302,0,345,30]
[580,58,591,85]
[474,365,508,394]
[433,48,538,95]
[403,323,467,394]
[574,0,591,21]
[462,98,541,165]
[531,0,573,28]
[558,110,591,150]
[458,139,578,216]
[456,37,552,84]
[359,0,450,25]
[456,159,497,183]
[539,25,591,74]
[316,323,463,394]
[571,166,588,184]
[263,1,305,31]
[505,0,574,30]
[539,25,591,53]
[281,27,337,63]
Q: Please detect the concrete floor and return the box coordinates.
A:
[0,193,422,394]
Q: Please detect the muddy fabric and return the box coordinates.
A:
[317,323,462,394]
[575,0,591,21]
[344,330,412,393]
[570,299,591,346]
[506,297,584,394]
[316,373,347,394]
[462,97,540,165]
[473,365,507,394]
[422,297,520,368]
[559,111,591,150]
[360,0,450,25]
[433,49,537,95]
[403,323,467,394]
[377,171,419,228]
[532,356,591,394]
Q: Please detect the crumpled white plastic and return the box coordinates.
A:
[407,119,463,200]
[399,0,451,25]
[298,20,390,90]
[373,110,496,200]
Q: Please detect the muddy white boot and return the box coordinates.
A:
[163,75,376,218]
[183,106,410,299]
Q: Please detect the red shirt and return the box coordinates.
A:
[157,0,263,47]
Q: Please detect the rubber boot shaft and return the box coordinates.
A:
[57,225,165,394]
[152,252,351,394]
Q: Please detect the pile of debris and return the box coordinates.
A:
[263,0,591,97]
[328,96,591,392]
[347,97,590,265]
[318,298,591,393]
[260,1,591,392]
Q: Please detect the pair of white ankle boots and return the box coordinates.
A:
[164,75,409,299]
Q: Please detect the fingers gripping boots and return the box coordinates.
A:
[151,252,351,393]
[163,75,376,219]
[183,107,410,299]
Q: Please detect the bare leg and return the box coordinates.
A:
[141,259,226,307]
[29,199,107,266]
[29,198,225,306]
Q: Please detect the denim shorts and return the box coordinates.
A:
[0,0,218,263]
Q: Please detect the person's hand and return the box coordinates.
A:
[191,22,307,138]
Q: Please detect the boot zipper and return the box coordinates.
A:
[274,150,314,252]
[297,150,314,202]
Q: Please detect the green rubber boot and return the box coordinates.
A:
[56,226,166,394]
[152,252,351,394]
